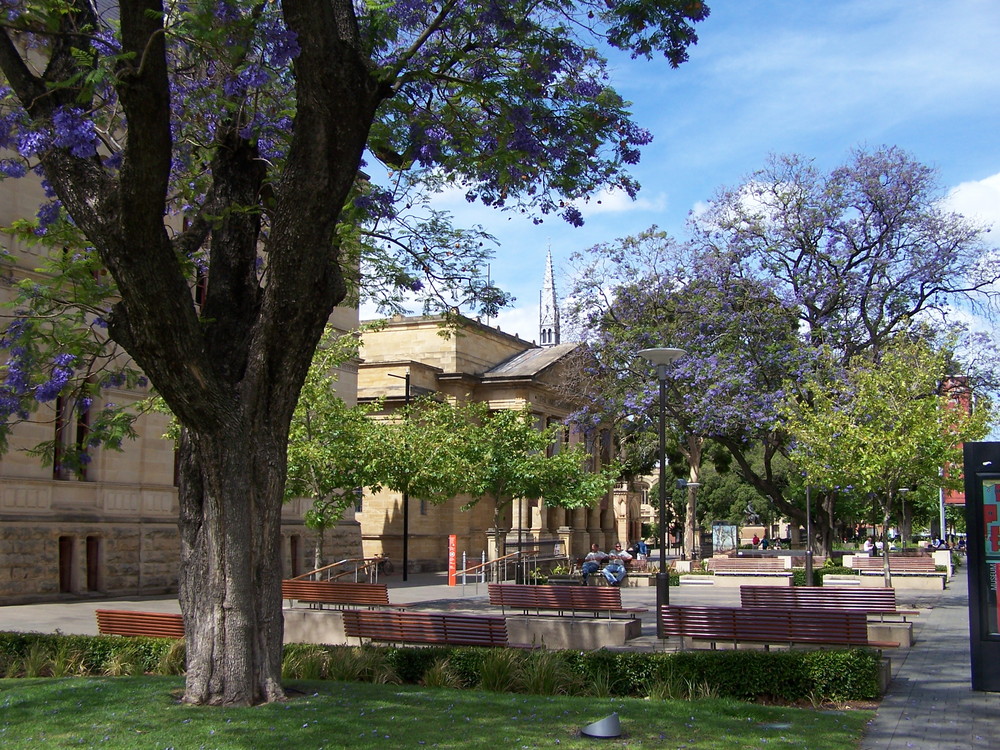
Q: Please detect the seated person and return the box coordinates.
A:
[581,543,607,584]
[602,543,633,585]
[632,539,650,570]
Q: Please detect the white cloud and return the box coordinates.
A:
[491,305,541,345]
[576,187,667,217]
[945,172,1000,232]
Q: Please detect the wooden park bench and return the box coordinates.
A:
[95,610,185,639]
[488,583,647,620]
[281,580,403,610]
[851,556,938,575]
[704,557,789,574]
[341,609,526,648]
[659,605,898,650]
[739,585,920,622]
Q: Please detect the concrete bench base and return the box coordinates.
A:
[869,621,913,648]
[283,607,641,650]
[706,574,794,588]
[825,574,946,591]
[506,616,642,649]
[283,608,348,645]
[822,575,863,586]
[678,575,716,586]
[860,574,946,590]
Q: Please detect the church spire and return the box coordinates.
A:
[539,248,560,347]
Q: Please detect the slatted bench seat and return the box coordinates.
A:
[705,557,789,574]
[488,583,647,619]
[852,557,939,575]
[341,609,524,648]
[281,580,403,609]
[96,610,185,639]
[739,585,919,621]
[659,605,898,650]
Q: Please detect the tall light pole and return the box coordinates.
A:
[804,485,813,586]
[387,371,411,581]
[638,347,686,637]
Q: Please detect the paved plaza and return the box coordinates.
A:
[1,566,997,749]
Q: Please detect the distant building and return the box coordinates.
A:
[539,249,560,347]
[355,313,619,571]
[943,376,974,506]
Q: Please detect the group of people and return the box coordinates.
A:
[581,540,648,585]
[862,537,886,555]
[750,534,781,550]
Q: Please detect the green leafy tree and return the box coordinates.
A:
[365,395,481,518]
[463,406,617,558]
[285,327,381,569]
[781,339,991,584]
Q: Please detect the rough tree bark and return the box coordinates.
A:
[0,0,386,705]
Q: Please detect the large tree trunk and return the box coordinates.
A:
[177,426,287,705]
[683,435,703,560]
[0,0,385,706]
[817,490,837,557]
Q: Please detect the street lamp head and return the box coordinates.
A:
[638,348,687,367]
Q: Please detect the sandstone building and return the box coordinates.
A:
[0,177,361,604]
[354,265,622,572]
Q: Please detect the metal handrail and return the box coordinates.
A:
[457,549,539,576]
[291,556,391,583]
[290,559,355,581]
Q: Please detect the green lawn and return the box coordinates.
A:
[0,676,870,749]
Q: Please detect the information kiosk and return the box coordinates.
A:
[964,442,1000,691]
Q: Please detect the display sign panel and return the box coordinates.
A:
[983,479,1000,635]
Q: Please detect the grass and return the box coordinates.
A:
[0,676,871,749]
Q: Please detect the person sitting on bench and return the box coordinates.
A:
[603,543,632,585]
[581,543,607,584]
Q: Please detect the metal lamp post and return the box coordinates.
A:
[804,485,813,586]
[387,371,411,581]
[638,347,686,637]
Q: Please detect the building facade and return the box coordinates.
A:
[0,177,362,603]
[354,313,621,571]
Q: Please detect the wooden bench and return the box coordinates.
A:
[488,583,647,619]
[739,585,919,621]
[659,605,898,650]
[281,580,402,609]
[852,556,938,574]
[95,610,185,639]
[705,557,788,574]
[341,609,518,648]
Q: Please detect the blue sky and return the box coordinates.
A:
[420,0,1000,342]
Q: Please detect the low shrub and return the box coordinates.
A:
[0,631,885,703]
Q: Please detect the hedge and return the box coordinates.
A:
[0,631,884,702]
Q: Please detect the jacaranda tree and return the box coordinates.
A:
[566,230,804,557]
[0,1,709,704]
[567,147,999,556]
[690,145,1000,551]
